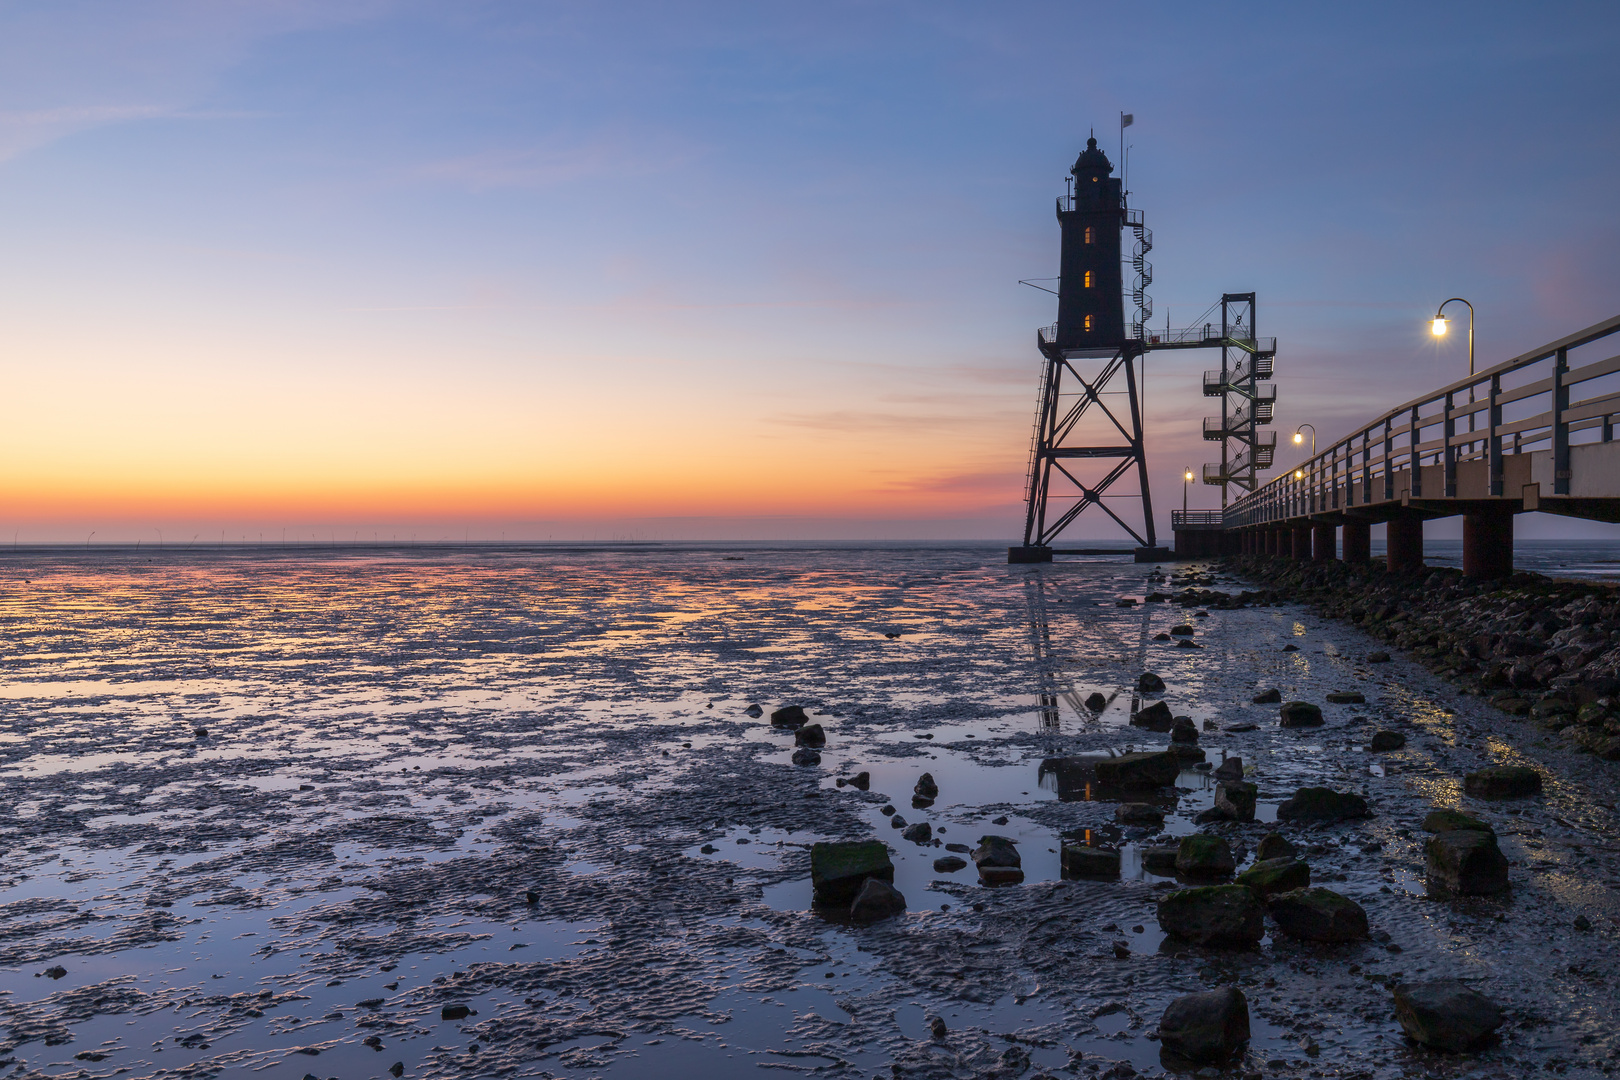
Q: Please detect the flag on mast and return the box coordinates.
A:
[1120,112,1134,129]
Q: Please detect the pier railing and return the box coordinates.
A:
[1224,313,1620,528]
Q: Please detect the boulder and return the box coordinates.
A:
[1267,887,1368,942]
[1367,651,1391,663]
[1252,688,1282,704]
[1142,845,1180,873]
[1084,692,1108,712]
[847,771,871,791]
[810,841,894,907]
[1279,701,1324,728]
[795,723,826,747]
[1060,841,1121,879]
[1170,624,1195,636]
[771,705,808,727]
[1393,979,1503,1052]
[849,878,907,923]
[1214,781,1257,822]
[1213,756,1244,782]
[1281,643,1299,652]
[901,822,932,844]
[1156,885,1264,946]
[1255,832,1298,861]
[1132,701,1174,731]
[1094,751,1181,789]
[972,835,1024,885]
[791,748,822,766]
[913,772,939,799]
[1169,744,1207,764]
[1170,717,1199,744]
[1176,835,1236,877]
[744,704,764,718]
[1158,987,1250,1065]
[1325,691,1366,704]
[1422,809,1493,835]
[933,855,967,873]
[1115,802,1165,826]
[1369,729,1406,751]
[1235,857,1309,898]
[1463,765,1542,798]
[1139,672,1166,693]
[1276,787,1371,823]
[1426,830,1509,896]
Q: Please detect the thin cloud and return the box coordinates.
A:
[416,133,703,191]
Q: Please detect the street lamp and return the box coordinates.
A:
[1183,467,1194,513]
[1432,297,1477,448]
[1292,423,1315,456]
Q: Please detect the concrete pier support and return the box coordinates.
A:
[1291,524,1312,560]
[1262,531,1275,556]
[1462,509,1514,580]
[1342,520,1371,563]
[1312,522,1335,561]
[1386,515,1424,573]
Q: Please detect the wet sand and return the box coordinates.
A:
[0,545,1616,1079]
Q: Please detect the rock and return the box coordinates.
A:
[1255,832,1297,861]
[795,724,826,747]
[1267,887,1368,941]
[1084,692,1108,712]
[1425,830,1509,895]
[810,841,894,907]
[1367,651,1391,663]
[1154,632,1172,641]
[525,889,540,903]
[1422,809,1493,835]
[1171,717,1199,744]
[1132,700,1174,731]
[972,835,1024,885]
[914,772,939,799]
[1393,979,1503,1052]
[771,705,808,727]
[945,842,971,853]
[1170,744,1207,763]
[1156,885,1264,946]
[1224,722,1259,733]
[1213,757,1243,782]
[442,1004,470,1020]
[901,822,932,844]
[1463,765,1542,798]
[1176,835,1236,877]
[1252,688,1282,704]
[929,1016,948,1039]
[889,814,907,828]
[1369,729,1406,751]
[1235,857,1310,898]
[43,965,67,979]
[1116,802,1165,826]
[791,747,822,766]
[1214,781,1257,822]
[933,855,967,873]
[1158,987,1250,1065]
[1138,672,1166,693]
[1170,624,1195,636]
[848,771,871,790]
[849,878,907,923]
[1282,643,1299,652]
[390,1063,404,1078]
[1575,914,1593,931]
[1279,701,1324,728]
[1143,845,1180,873]
[1061,840,1121,878]
[1176,638,1202,649]
[1276,787,1371,823]
[1325,691,1366,704]
[744,703,764,718]
[1094,751,1181,789]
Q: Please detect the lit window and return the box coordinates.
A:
[1084,314,1093,330]
[1084,226,1093,244]
[1084,270,1093,288]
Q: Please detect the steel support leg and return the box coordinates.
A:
[1312,523,1335,561]
[1386,515,1424,573]
[1291,524,1312,560]
[1462,509,1514,580]
[1342,520,1371,563]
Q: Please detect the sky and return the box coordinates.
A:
[1,0,1618,544]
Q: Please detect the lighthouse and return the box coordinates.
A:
[1054,136,1126,351]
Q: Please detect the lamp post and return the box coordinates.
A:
[1433,298,1476,451]
[1183,468,1193,514]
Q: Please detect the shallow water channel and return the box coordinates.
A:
[0,545,1617,1079]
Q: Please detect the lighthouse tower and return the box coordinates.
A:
[1055,136,1126,350]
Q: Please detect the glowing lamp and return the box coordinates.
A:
[1184,470,1194,482]
[1294,469,1304,480]
[1432,316,1449,337]
[1292,432,1303,444]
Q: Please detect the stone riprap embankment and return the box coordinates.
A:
[1186,555,1620,764]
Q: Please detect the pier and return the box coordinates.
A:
[1173,313,1620,577]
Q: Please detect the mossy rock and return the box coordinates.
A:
[1325,691,1366,705]
[1156,885,1264,946]
[1267,887,1369,942]
[1421,809,1493,835]
[1176,834,1235,877]
[1463,765,1542,799]
[1235,857,1310,898]
[1276,786,1371,823]
[810,841,894,907]
[1279,701,1324,728]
